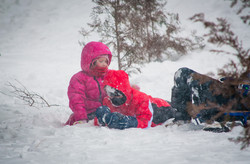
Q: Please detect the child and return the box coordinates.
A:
[95,70,177,129]
[65,41,112,126]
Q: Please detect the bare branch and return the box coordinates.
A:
[3,80,59,108]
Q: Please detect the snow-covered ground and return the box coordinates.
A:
[0,0,249,163]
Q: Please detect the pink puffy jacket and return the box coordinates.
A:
[65,42,112,125]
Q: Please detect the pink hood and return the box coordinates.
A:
[81,41,112,74]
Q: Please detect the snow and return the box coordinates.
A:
[105,85,117,96]
[0,0,249,163]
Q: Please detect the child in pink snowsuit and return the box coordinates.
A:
[65,41,112,125]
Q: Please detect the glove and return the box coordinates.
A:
[95,106,111,126]
[104,112,138,130]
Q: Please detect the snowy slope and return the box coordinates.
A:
[0,0,249,163]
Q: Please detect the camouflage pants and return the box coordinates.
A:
[171,67,231,122]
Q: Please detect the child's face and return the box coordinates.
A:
[95,57,108,67]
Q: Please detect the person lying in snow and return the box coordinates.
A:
[171,67,250,132]
[95,67,249,131]
[95,70,177,129]
[65,41,112,126]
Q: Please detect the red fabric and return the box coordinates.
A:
[101,70,171,128]
[65,42,112,125]
[94,117,98,126]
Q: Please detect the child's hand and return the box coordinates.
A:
[73,120,88,125]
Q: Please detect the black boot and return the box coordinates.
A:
[152,105,177,124]
[171,67,195,121]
